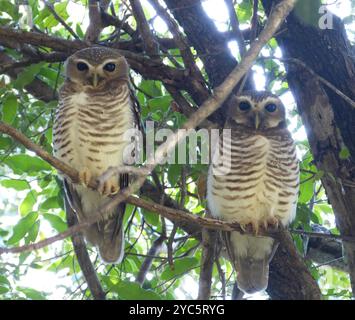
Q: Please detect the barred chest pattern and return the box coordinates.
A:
[207,130,300,228]
[53,83,133,179]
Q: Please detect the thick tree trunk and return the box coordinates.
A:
[262,0,355,295]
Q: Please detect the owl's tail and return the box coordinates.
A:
[236,255,270,294]
[224,232,278,294]
[95,202,126,264]
[64,180,126,264]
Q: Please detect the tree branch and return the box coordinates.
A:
[136,234,166,285]
[44,0,79,39]
[129,0,159,56]
[85,0,111,43]
[197,226,216,300]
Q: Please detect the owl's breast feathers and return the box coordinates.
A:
[53,80,134,176]
[207,128,299,226]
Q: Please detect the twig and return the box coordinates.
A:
[215,258,226,300]
[0,51,67,74]
[149,0,203,79]
[167,224,178,269]
[197,223,217,300]
[136,234,166,285]
[44,0,79,39]
[129,0,159,56]
[225,0,246,56]
[261,56,355,109]
[85,0,110,43]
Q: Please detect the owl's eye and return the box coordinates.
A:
[265,103,277,112]
[239,102,251,111]
[103,63,116,72]
[77,62,89,71]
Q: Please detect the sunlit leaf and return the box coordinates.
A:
[1,179,29,191]
[17,287,46,300]
[161,257,199,281]
[2,94,18,124]
[19,191,37,216]
[43,213,67,232]
[5,154,52,175]
[7,212,38,245]
[115,281,162,300]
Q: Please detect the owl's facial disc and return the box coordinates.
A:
[66,54,129,88]
[232,95,286,130]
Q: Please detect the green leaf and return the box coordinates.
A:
[0,275,10,288]
[13,63,44,89]
[7,212,38,245]
[39,196,60,210]
[339,147,350,160]
[167,164,181,187]
[0,1,19,19]
[294,0,322,27]
[139,80,162,97]
[237,0,252,23]
[17,287,46,300]
[121,257,138,273]
[26,221,40,243]
[115,281,162,300]
[0,286,9,294]
[147,96,172,112]
[161,257,199,281]
[5,154,52,175]
[141,209,159,226]
[0,136,12,149]
[1,179,29,191]
[75,24,84,38]
[2,94,18,124]
[43,213,67,232]
[299,178,314,204]
[19,191,37,215]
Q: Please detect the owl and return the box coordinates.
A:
[207,91,299,294]
[53,47,138,263]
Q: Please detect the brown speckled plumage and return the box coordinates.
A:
[53,47,137,263]
[207,91,299,294]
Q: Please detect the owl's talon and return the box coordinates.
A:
[98,178,119,196]
[79,168,92,187]
[240,223,247,232]
[251,220,259,235]
[267,217,279,230]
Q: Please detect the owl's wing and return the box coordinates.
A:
[63,179,104,248]
[223,231,279,294]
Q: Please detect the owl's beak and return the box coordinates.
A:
[254,113,260,129]
[92,73,98,87]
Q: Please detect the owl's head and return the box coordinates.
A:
[228,91,287,130]
[64,47,129,88]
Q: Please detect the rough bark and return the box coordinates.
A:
[268,231,321,300]
[197,228,217,300]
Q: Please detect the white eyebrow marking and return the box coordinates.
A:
[75,59,94,69]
